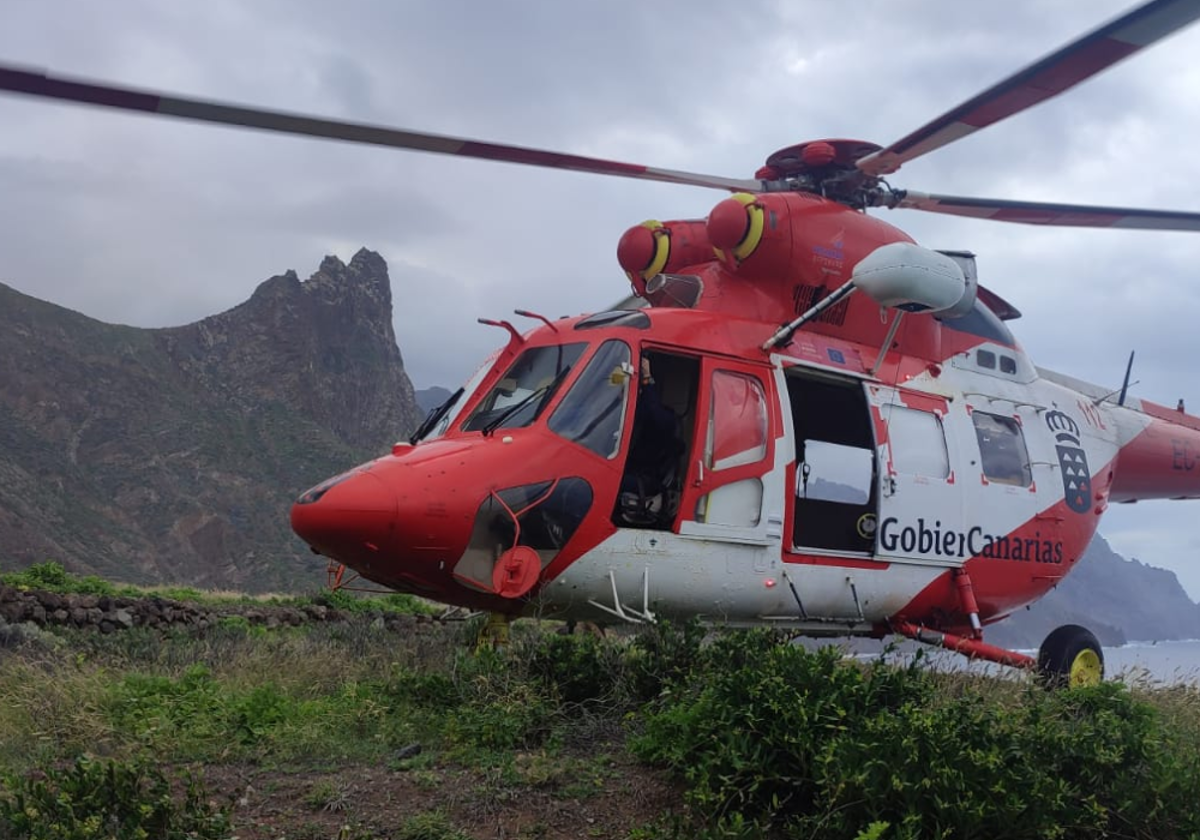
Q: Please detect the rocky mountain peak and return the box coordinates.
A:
[0,249,424,591]
[247,270,302,304]
[248,249,392,318]
[160,250,420,451]
[303,249,393,310]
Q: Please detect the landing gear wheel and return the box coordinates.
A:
[1037,624,1104,689]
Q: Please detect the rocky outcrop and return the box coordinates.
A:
[159,250,421,451]
[0,249,421,592]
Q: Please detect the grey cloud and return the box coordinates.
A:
[5,0,1200,596]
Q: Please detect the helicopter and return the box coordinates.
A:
[6,0,1200,687]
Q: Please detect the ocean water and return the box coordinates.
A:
[855,638,1200,686]
[1102,639,1200,686]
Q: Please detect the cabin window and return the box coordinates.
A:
[798,441,873,503]
[706,371,768,470]
[548,340,631,458]
[462,343,587,432]
[690,370,769,529]
[1000,355,1017,375]
[973,411,1032,487]
[883,405,950,478]
[976,349,996,370]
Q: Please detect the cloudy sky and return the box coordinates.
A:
[5,1,1200,601]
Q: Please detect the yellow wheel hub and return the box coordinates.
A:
[1068,648,1103,687]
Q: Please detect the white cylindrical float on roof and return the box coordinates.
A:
[852,242,977,317]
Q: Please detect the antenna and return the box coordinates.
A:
[1118,350,1135,407]
[1092,350,1137,407]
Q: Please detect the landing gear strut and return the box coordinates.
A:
[891,619,1105,688]
[891,620,1036,669]
[476,612,512,649]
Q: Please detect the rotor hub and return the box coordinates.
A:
[756,139,889,210]
[763,139,882,179]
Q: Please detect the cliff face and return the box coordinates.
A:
[0,249,420,592]
[160,250,420,451]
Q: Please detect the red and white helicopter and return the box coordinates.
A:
[7,0,1200,686]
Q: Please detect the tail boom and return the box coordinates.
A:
[1111,400,1200,502]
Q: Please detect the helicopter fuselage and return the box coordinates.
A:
[291,193,1200,640]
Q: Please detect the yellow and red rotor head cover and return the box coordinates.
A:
[707,192,765,265]
[617,220,670,291]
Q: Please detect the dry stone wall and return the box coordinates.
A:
[0,585,441,635]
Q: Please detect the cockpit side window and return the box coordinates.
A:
[548,340,632,458]
[972,411,1032,487]
[462,343,587,432]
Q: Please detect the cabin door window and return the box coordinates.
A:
[788,372,878,555]
[677,358,778,544]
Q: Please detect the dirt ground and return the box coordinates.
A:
[201,753,680,840]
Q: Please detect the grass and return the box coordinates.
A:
[0,589,1198,838]
[0,621,457,771]
[394,810,472,840]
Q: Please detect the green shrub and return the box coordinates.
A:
[315,588,439,616]
[443,681,552,752]
[106,664,312,755]
[632,632,1200,840]
[229,683,292,745]
[216,615,250,631]
[388,665,458,707]
[104,666,232,760]
[625,618,706,701]
[0,562,116,596]
[525,632,624,705]
[441,649,553,752]
[0,756,230,839]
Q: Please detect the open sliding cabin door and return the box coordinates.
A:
[677,357,781,545]
[788,372,879,557]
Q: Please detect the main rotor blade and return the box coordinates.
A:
[895,191,1200,231]
[858,0,1200,176]
[0,64,759,193]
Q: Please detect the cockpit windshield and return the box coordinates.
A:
[409,355,497,444]
[548,340,632,458]
[462,343,587,433]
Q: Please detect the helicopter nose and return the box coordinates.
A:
[291,470,398,562]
